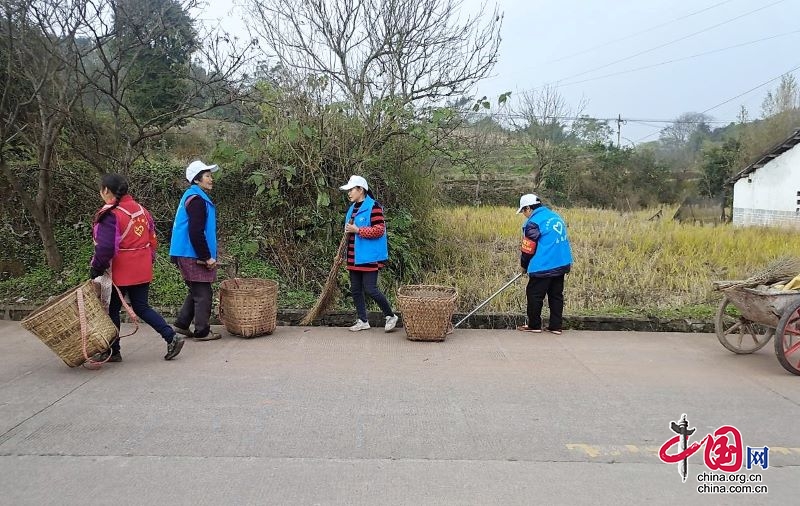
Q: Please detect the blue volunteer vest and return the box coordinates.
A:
[524,206,572,275]
[169,185,218,259]
[345,195,388,264]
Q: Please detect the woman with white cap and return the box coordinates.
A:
[339,175,399,332]
[169,160,222,341]
[516,193,573,335]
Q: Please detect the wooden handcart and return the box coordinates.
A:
[714,282,800,375]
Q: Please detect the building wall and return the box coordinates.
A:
[732,143,800,228]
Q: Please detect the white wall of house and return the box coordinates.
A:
[733,143,800,228]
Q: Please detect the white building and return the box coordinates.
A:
[730,129,800,228]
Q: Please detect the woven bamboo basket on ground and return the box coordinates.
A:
[397,284,458,342]
[219,278,278,338]
[20,280,118,367]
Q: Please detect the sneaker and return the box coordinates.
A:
[91,349,122,362]
[545,328,563,335]
[194,331,222,341]
[164,334,185,361]
[384,314,399,332]
[349,320,370,332]
[173,325,194,338]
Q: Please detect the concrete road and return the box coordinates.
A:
[0,320,798,505]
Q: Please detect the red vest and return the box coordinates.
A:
[108,196,155,286]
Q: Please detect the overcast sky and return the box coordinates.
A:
[202,0,800,144]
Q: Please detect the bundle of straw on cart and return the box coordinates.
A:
[713,256,800,291]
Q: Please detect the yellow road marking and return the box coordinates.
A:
[566,444,800,459]
[566,443,601,458]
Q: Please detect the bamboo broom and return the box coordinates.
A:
[300,232,348,325]
[714,256,800,290]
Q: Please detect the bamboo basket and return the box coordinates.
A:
[219,278,278,338]
[20,280,118,367]
[397,284,458,341]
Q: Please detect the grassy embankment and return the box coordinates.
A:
[3,205,799,321]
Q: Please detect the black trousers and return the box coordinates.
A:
[175,281,213,338]
[349,270,394,322]
[525,274,565,330]
[108,283,174,353]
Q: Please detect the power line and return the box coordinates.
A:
[627,118,731,124]
[633,121,673,131]
[469,112,737,124]
[552,0,788,85]
[554,29,800,88]
[701,64,800,115]
[633,64,800,142]
[544,0,736,64]
[510,0,788,98]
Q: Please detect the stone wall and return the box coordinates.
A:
[438,178,527,207]
[0,304,714,333]
[733,207,800,229]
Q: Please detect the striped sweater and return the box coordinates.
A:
[347,200,386,271]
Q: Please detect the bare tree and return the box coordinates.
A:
[1,0,90,270]
[739,75,800,164]
[658,111,712,148]
[244,0,501,127]
[68,0,255,172]
[449,97,509,201]
[0,0,255,269]
[513,85,583,189]
[761,74,799,119]
[572,115,612,146]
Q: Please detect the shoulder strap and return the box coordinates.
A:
[118,204,146,241]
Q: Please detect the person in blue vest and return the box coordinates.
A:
[169,160,222,341]
[515,193,573,335]
[340,175,399,332]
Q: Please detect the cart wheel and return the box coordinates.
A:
[715,296,774,354]
[774,299,800,376]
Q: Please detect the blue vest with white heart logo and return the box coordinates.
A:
[169,185,217,259]
[524,206,572,275]
[345,195,388,264]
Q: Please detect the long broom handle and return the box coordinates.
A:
[453,273,523,329]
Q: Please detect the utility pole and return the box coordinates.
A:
[616,114,625,148]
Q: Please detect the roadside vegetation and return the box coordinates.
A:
[5,203,800,322]
[2,0,800,322]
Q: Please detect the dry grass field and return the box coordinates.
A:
[421,206,800,317]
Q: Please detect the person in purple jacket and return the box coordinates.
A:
[90,173,184,362]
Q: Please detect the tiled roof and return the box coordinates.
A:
[728,129,800,183]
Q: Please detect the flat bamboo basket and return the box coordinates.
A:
[20,280,118,367]
[397,284,458,342]
[219,278,278,338]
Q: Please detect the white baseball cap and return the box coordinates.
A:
[516,193,541,213]
[186,160,219,183]
[339,175,369,191]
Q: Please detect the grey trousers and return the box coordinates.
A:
[175,281,213,338]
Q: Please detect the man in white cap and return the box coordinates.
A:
[169,160,222,341]
[516,193,572,334]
